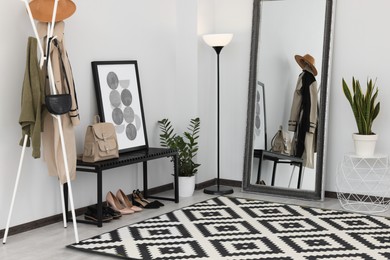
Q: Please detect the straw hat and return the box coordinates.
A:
[29,0,76,22]
[294,54,318,76]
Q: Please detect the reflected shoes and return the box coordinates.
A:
[116,189,143,212]
[257,180,266,185]
[132,189,163,209]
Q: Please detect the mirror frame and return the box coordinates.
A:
[242,0,335,200]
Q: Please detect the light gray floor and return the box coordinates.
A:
[1,188,389,260]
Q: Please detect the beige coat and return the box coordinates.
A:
[38,21,80,184]
[288,67,318,168]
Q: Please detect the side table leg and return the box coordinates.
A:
[297,163,303,189]
[97,169,103,227]
[256,151,264,184]
[271,161,277,186]
[173,154,179,203]
[143,161,148,198]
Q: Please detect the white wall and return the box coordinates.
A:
[1,0,390,230]
[327,0,390,191]
[0,0,206,229]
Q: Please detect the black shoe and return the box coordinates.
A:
[132,190,160,209]
[135,189,164,207]
[103,205,122,219]
[84,207,113,222]
[155,200,164,207]
[88,204,122,219]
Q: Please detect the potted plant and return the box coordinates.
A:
[158,117,200,197]
[342,77,380,156]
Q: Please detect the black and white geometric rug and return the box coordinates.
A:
[67,196,390,259]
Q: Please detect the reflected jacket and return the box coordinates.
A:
[288,68,318,168]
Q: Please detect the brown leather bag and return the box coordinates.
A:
[82,115,119,162]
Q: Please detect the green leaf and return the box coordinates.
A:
[158,117,201,176]
[342,77,380,135]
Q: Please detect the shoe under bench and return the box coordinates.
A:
[64,147,179,227]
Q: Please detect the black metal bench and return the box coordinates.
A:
[65,147,179,227]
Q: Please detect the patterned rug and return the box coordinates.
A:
[67,196,390,259]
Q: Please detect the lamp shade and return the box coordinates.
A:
[202,33,233,47]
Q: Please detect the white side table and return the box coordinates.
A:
[336,153,390,213]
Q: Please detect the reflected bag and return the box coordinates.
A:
[82,115,119,162]
[270,125,290,154]
[45,94,71,115]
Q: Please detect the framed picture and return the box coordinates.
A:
[91,60,148,153]
[253,81,266,150]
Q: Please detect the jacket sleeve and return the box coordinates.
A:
[288,74,303,132]
[19,37,44,158]
[62,46,80,126]
[308,81,318,133]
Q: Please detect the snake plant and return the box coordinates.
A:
[342,77,380,135]
[158,117,200,176]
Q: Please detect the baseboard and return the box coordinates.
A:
[195,178,242,190]
[3,179,383,239]
[325,191,338,199]
[0,184,174,240]
[0,207,87,240]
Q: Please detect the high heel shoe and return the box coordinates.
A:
[135,189,164,207]
[106,191,134,215]
[132,190,160,209]
[116,189,143,212]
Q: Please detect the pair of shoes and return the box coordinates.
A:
[103,205,122,219]
[107,191,135,215]
[87,204,122,220]
[257,180,266,185]
[116,189,143,212]
[134,189,164,207]
[84,205,114,222]
[132,189,164,209]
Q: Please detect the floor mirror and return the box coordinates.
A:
[242,0,335,200]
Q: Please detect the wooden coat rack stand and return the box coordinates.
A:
[3,0,79,244]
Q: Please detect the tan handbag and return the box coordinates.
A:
[270,125,291,154]
[82,115,119,162]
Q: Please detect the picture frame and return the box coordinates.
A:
[91,60,148,153]
[253,81,266,150]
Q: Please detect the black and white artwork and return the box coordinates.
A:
[92,61,148,153]
[253,81,266,150]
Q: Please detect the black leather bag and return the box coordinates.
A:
[45,94,72,115]
[44,37,72,115]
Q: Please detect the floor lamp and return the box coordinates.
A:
[203,33,234,195]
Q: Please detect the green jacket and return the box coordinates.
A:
[19,37,45,158]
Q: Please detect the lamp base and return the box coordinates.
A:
[204,185,234,195]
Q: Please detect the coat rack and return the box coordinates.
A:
[3,0,79,244]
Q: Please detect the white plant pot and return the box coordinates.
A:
[178,176,195,197]
[352,133,378,157]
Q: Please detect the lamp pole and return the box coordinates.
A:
[215,46,222,191]
[203,34,234,195]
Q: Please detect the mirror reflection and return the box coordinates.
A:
[243,0,334,199]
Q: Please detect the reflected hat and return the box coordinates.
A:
[29,0,76,22]
[294,54,318,76]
